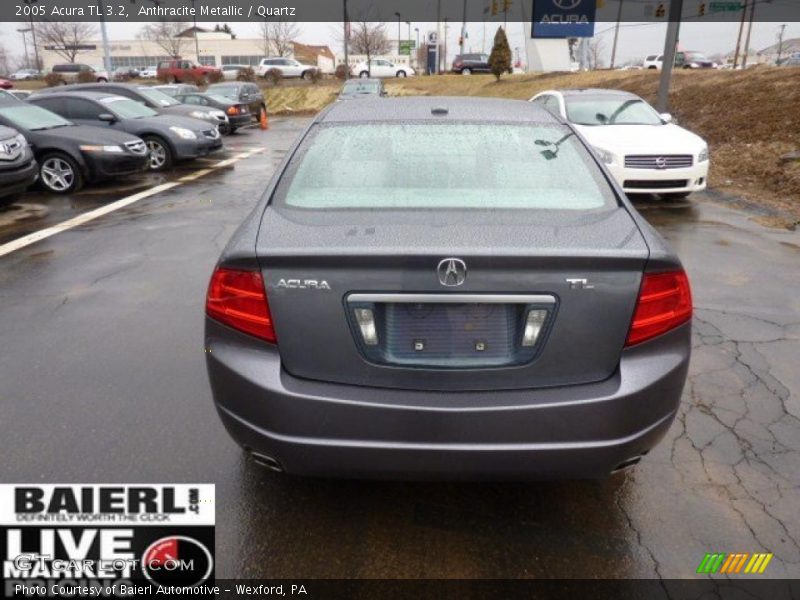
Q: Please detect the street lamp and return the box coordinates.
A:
[394,12,401,57]
[17,28,31,69]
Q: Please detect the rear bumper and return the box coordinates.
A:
[206,320,690,480]
[608,161,709,194]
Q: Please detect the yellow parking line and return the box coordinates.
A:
[0,147,266,259]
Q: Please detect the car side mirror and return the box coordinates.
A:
[660,112,673,124]
[98,113,116,123]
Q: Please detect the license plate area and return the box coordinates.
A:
[346,294,557,369]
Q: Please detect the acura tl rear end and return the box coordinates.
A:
[205,97,692,480]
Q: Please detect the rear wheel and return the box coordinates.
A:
[143,136,173,171]
[396,70,407,78]
[39,153,83,194]
[97,77,108,83]
[359,71,369,78]
[302,70,313,81]
[462,68,472,75]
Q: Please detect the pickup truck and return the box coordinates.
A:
[157,59,221,83]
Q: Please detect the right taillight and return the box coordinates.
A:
[625,270,692,346]
[206,267,276,343]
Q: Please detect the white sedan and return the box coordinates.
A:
[352,59,414,78]
[138,66,158,79]
[530,88,709,198]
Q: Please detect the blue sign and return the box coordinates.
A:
[532,0,596,38]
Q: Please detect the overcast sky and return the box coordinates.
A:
[1,19,798,66]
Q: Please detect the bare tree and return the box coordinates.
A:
[349,22,392,74]
[37,21,97,63]
[588,37,606,69]
[257,21,301,57]
[138,21,190,58]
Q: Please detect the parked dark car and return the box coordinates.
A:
[0,123,39,203]
[32,83,226,129]
[675,51,714,69]
[0,98,149,194]
[204,97,693,480]
[206,82,266,123]
[452,53,491,74]
[173,92,249,134]
[29,91,223,171]
[337,78,386,100]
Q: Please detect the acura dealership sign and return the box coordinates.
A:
[532,0,596,38]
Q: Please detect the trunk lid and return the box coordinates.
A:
[257,207,649,392]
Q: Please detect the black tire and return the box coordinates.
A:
[97,77,108,83]
[0,193,20,208]
[301,70,312,81]
[648,66,657,70]
[142,135,174,171]
[396,70,407,78]
[39,152,83,195]
[229,126,238,134]
[661,192,691,200]
[219,123,231,135]
[359,71,369,78]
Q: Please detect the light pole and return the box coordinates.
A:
[405,21,411,66]
[17,28,31,69]
[414,27,420,68]
[343,0,349,80]
[23,0,40,72]
[96,0,112,74]
[190,0,201,62]
[394,12,401,58]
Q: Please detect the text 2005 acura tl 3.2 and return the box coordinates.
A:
[205,98,692,480]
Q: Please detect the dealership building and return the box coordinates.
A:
[39,28,336,73]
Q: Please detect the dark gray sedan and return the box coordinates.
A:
[205,97,692,480]
[29,91,223,170]
[173,92,251,134]
[31,83,227,130]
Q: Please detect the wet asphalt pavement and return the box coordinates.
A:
[0,118,798,581]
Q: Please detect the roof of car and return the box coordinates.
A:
[558,88,639,98]
[30,90,119,101]
[320,96,561,124]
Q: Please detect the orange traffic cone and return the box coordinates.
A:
[260,107,269,130]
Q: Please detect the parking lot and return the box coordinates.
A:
[0,117,798,580]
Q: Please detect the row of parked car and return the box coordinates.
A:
[0,81,267,200]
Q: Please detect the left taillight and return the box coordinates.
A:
[206,267,276,343]
[625,270,692,346]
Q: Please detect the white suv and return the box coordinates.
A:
[352,59,414,78]
[257,58,317,80]
[644,55,663,70]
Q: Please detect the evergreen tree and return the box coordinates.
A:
[489,26,512,81]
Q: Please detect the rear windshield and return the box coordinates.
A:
[275,122,615,210]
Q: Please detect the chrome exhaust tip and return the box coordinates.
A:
[248,450,284,472]
[611,455,642,474]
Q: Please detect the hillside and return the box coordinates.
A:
[263,69,799,225]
